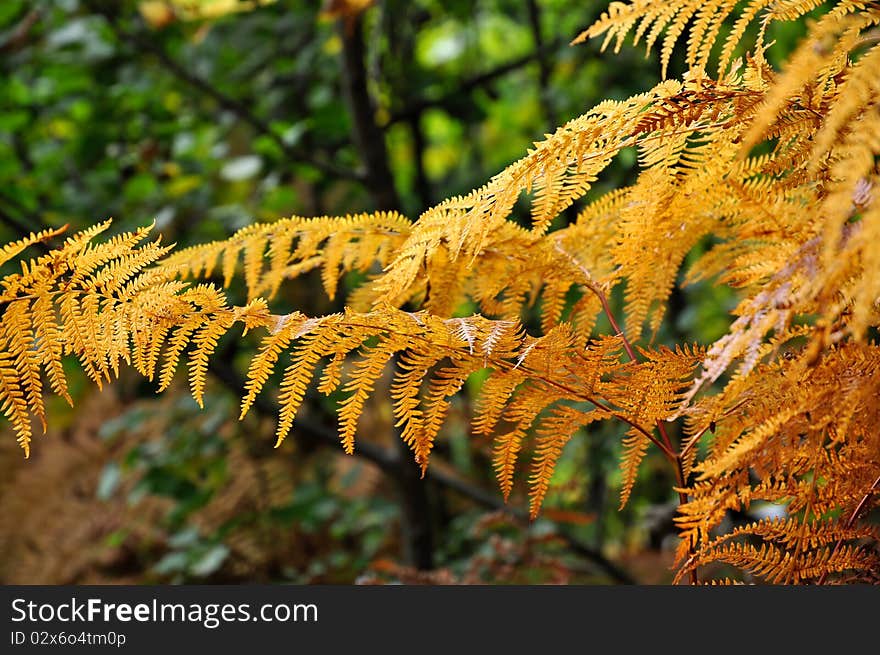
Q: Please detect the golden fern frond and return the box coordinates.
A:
[157,212,411,303]
[848,191,880,339]
[678,500,880,583]
[472,369,526,437]
[493,390,551,502]
[31,290,70,406]
[741,6,880,152]
[677,342,880,570]
[217,304,652,511]
[605,344,702,430]
[0,224,66,268]
[372,79,698,305]
[189,312,236,407]
[158,311,207,392]
[239,311,307,418]
[703,517,879,552]
[2,299,45,435]
[618,427,650,509]
[574,0,857,78]
[529,406,605,518]
[391,350,437,456]
[273,321,340,448]
[371,73,770,348]
[676,540,878,585]
[678,236,820,410]
[4,0,879,586]
[338,340,403,454]
[0,222,275,455]
[413,363,481,471]
[0,350,32,455]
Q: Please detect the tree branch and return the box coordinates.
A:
[526,0,558,129]
[385,38,565,126]
[86,2,363,182]
[338,15,401,211]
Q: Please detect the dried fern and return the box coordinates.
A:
[3,0,880,584]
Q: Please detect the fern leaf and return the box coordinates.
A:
[274,322,339,448]
[188,313,236,408]
[240,312,306,419]
[529,406,603,517]
[0,225,66,268]
[338,340,401,454]
[619,427,650,509]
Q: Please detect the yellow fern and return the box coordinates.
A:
[3,0,880,584]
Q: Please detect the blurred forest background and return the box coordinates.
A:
[0,0,806,584]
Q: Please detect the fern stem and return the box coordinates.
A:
[587,280,638,362]
[334,317,676,459]
[816,472,880,585]
[574,264,699,584]
[679,399,749,460]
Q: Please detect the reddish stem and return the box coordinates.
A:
[580,277,698,585]
[816,472,880,585]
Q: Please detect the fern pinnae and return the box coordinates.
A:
[68,223,154,288]
[472,370,526,437]
[688,0,729,73]
[493,388,555,501]
[493,426,526,502]
[338,339,401,455]
[239,312,306,419]
[0,350,32,456]
[718,1,772,76]
[2,1,880,584]
[262,230,295,300]
[3,301,45,433]
[57,292,101,387]
[92,239,174,297]
[414,363,479,473]
[320,233,348,301]
[539,280,569,334]
[317,336,363,397]
[660,1,701,78]
[242,234,268,301]
[106,300,132,379]
[390,351,438,452]
[141,321,171,383]
[188,312,236,408]
[157,315,204,393]
[274,323,340,448]
[31,290,71,406]
[0,224,66,269]
[619,427,650,509]
[529,406,603,517]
